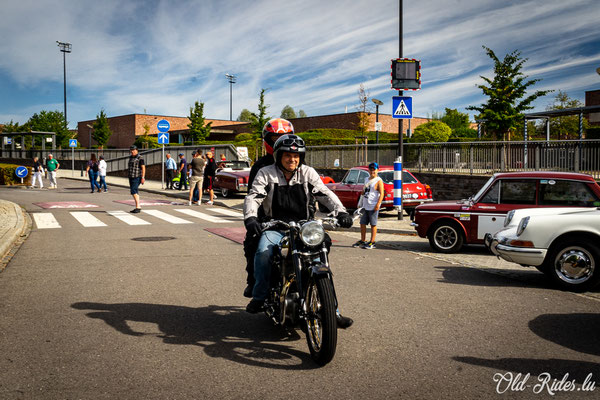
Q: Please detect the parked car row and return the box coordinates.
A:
[216,158,600,292]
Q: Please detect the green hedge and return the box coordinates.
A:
[0,163,31,185]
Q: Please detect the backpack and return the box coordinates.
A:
[92,162,99,172]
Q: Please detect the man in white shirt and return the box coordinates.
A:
[98,155,108,192]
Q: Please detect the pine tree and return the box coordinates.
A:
[249,89,270,138]
[92,109,113,148]
[188,101,212,143]
[467,46,552,140]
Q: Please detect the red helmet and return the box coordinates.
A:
[263,118,294,155]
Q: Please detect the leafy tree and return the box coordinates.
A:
[188,101,212,143]
[546,90,588,140]
[2,120,27,133]
[467,46,552,140]
[411,120,452,143]
[236,108,253,122]
[441,108,470,131]
[91,109,113,148]
[280,105,297,119]
[298,109,307,118]
[133,135,160,149]
[26,110,71,147]
[249,89,270,138]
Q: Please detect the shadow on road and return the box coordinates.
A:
[434,265,549,288]
[71,302,319,370]
[529,313,600,357]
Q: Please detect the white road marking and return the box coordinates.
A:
[174,209,233,223]
[107,211,151,226]
[207,208,243,219]
[70,211,107,227]
[32,213,61,229]
[142,209,193,224]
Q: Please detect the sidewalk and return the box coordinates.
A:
[0,199,27,265]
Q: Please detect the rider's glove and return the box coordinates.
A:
[244,217,262,238]
[336,212,353,228]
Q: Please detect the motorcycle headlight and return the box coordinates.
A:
[516,216,530,236]
[504,210,515,227]
[300,221,325,247]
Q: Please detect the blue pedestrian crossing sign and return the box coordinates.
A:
[392,96,412,119]
[158,132,170,145]
[15,166,28,178]
[69,139,78,147]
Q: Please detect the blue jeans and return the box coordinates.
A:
[89,171,101,191]
[99,175,107,191]
[253,230,285,301]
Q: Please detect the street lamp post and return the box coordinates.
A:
[57,41,72,129]
[372,98,383,164]
[225,73,236,120]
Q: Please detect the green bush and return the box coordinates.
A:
[235,133,256,142]
[134,135,161,149]
[411,121,452,143]
[298,129,397,145]
[0,163,31,185]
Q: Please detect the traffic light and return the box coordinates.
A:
[391,58,421,90]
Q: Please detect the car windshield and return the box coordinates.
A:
[219,161,249,170]
[472,176,496,202]
[378,171,418,185]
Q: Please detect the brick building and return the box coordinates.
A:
[76,114,247,148]
[76,111,438,148]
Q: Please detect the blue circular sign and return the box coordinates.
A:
[157,119,170,133]
[15,166,28,178]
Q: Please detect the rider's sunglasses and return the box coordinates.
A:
[280,137,305,147]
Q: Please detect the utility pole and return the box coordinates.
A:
[225,74,236,120]
[57,41,72,128]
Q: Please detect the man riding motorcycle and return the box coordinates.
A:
[243,134,354,322]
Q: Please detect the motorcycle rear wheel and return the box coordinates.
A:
[305,276,337,366]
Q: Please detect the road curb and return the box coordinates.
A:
[0,201,27,263]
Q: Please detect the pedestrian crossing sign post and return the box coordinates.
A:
[392,96,412,119]
[69,139,78,177]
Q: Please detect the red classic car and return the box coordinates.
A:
[412,171,600,253]
[325,166,433,212]
[213,160,251,197]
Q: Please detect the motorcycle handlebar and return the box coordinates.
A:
[261,217,340,231]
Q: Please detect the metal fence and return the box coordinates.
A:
[306,140,600,179]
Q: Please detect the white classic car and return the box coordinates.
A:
[487,207,600,292]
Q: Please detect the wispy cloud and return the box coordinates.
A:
[0,0,599,127]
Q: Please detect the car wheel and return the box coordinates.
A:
[542,239,600,292]
[428,221,464,253]
[220,187,230,198]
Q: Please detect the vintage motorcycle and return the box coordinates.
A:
[259,215,348,366]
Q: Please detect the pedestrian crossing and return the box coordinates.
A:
[32,207,244,229]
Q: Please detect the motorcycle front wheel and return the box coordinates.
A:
[305,275,337,366]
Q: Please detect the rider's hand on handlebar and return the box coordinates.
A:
[336,212,353,228]
[244,217,262,238]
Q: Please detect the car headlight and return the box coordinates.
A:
[504,210,515,227]
[300,221,325,247]
[516,216,530,236]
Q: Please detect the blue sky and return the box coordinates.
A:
[1,0,599,129]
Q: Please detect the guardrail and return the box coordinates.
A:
[306,140,600,179]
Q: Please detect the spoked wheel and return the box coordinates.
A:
[305,276,337,366]
[428,221,464,253]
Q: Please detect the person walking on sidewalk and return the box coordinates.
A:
[164,153,177,189]
[128,145,145,213]
[30,156,44,189]
[353,162,384,250]
[85,154,102,193]
[203,151,217,205]
[98,155,108,192]
[188,150,205,205]
[46,154,60,189]
[178,153,188,191]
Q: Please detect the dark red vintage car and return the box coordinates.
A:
[325,166,433,212]
[213,160,251,197]
[412,171,600,253]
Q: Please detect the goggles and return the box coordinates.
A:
[279,137,305,147]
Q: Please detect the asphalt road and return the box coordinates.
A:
[0,181,599,399]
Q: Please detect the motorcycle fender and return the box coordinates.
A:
[310,263,331,277]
